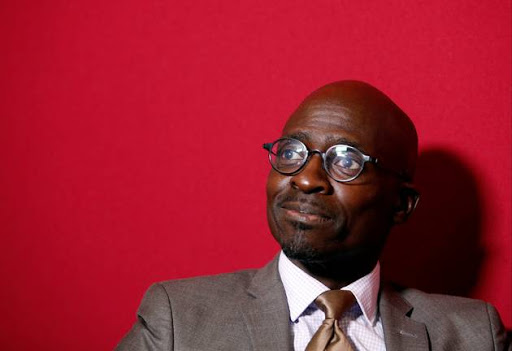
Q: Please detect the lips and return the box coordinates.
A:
[279,201,333,224]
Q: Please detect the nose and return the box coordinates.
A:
[290,153,333,194]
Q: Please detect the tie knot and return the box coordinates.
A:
[315,290,355,320]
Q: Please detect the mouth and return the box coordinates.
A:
[279,201,333,225]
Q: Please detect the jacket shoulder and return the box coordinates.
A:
[153,268,263,315]
[399,287,487,309]
[158,268,258,297]
[389,287,509,350]
[116,268,263,351]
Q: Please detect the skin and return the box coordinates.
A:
[266,81,418,289]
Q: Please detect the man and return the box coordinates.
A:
[117,81,509,350]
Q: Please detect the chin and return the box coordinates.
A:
[278,230,339,263]
[281,241,321,262]
[273,220,347,261]
[280,231,380,265]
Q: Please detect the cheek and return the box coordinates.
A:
[337,184,396,238]
[266,171,287,203]
[334,184,379,212]
[266,172,283,224]
[265,172,290,241]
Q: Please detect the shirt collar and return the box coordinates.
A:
[278,251,380,326]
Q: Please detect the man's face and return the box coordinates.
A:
[266,97,400,267]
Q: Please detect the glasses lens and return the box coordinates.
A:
[269,139,307,174]
[325,145,364,181]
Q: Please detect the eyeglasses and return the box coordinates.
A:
[263,138,399,183]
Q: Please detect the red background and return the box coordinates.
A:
[1,1,510,349]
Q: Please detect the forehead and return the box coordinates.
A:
[282,100,375,151]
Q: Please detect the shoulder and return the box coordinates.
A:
[398,286,489,311]
[144,268,260,312]
[159,268,258,292]
[116,269,265,350]
[389,285,497,321]
[383,286,509,349]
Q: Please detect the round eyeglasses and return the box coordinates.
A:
[263,138,381,183]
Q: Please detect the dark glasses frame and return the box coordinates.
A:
[263,137,409,183]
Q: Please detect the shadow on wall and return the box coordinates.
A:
[380,148,484,297]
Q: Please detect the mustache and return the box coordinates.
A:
[276,194,334,219]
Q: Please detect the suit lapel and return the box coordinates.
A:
[379,286,430,351]
[240,256,293,351]
[239,258,432,351]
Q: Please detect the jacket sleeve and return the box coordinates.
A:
[116,283,174,351]
[487,303,511,351]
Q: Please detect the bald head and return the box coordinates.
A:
[266,81,420,284]
[285,80,418,180]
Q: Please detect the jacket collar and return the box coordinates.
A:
[240,256,431,351]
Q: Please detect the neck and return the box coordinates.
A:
[289,255,378,290]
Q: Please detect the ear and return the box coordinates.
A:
[393,183,420,224]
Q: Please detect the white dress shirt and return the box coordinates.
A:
[278,251,386,351]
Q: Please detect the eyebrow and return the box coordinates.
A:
[283,132,364,151]
[325,136,363,150]
[284,132,311,143]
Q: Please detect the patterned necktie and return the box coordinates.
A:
[305,290,356,351]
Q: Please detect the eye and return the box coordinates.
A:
[327,147,363,178]
[334,154,360,170]
[278,148,303,161]
[271,140,307,171]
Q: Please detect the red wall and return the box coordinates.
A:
[1,1,510,349]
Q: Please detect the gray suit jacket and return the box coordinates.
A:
[116,258,510,350]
